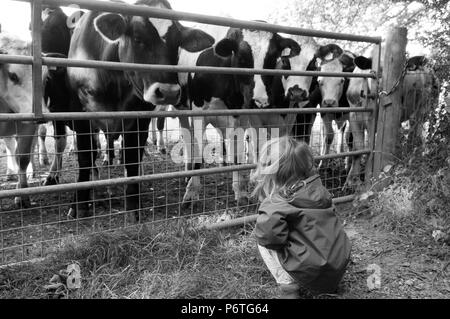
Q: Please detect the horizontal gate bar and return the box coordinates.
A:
[14,0,382,43]
[0,55,33,65]
[203,195,355,230]
[0,150,370,199]
[0,55,377,79]
[42,57,378,78]
[0,107,374,121]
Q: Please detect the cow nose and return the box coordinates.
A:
[288,86,308,102]
[323,99,338,107]
[254,98,270,108]
[144,83,181,105]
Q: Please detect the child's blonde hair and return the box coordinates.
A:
[250,136,315,201]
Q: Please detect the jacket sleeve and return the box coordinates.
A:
[254,209,289,250]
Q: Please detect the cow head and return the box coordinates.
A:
[317,44,355,107]
[270,37,319,107]
[93,0,215,105]
[214,28,255,108]
[0,35,48,115]
[281,38,317,103]
[215,26,301,108]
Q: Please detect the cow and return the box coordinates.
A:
[38,5,79,186]
[39,5,119,185]
[345,52,439,187]
[270,35,320,144]
[148,106,170,155]
[61,0,214,222]
[177,24,302,206]
[313,45,355,168]
[0,34,49,207]
[271,42,355,168]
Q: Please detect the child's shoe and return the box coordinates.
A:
[279,283,300,299]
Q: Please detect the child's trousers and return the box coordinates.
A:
[258,245,296,285]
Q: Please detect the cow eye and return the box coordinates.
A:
[8,72,20,85]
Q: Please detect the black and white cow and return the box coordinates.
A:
[177,24,301,206]
[39,5,85,186]
[0,34,49,207]
[314,45,355,168]
[271,42,355,162]
[345,52,439,187]
[270,35,320,144]
[62,0,214,222]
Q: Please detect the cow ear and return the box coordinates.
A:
[340,52,355,72]
[279,37,301,58]
[280,56,291,70]
[354,56,372,70]
[94,13,127,44]
[67,10,85,30]
[318,44,343,61]
[214,38,238,58]
[179,27,215,53]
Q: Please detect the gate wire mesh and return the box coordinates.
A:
[0,113,370,264]
[0,0,379,265]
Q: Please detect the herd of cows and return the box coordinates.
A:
[0,0,438,223]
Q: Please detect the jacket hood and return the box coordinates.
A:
[282,175,332,209]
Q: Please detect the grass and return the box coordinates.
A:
[1,203,449,299]
[0,219,280,299]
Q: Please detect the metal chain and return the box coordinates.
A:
[379,59,409,97]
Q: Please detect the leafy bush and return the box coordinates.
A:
[364,104,449,239]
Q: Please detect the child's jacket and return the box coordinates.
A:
[255,174,351,293]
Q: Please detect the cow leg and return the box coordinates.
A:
[102,132,115,166]
[336,121,345,154]
[69,130,77,154]
[344,121,353,172]
[118,136,124,165]
[229,127,249,204]
[122,118,150,224]
[14,124,37,208]
[44,121,67,186]
[319,114,334,168]
[345,112,365,188]
[4,137,18,182]
[91,129,101,160]
[68,120,96,219]
[179,115,195,173]
[151,117,158,146]
[181,114,205,208]
[141,119,154,158]
[156,116,166,155]
[37,124,49,167]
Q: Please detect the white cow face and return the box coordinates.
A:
[318,59,346,107]
[317,47,355,107]
[0,35,48,115]
[280,39,318,102]
[234,30,300,108]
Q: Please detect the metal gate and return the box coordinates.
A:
[0,0,381,265]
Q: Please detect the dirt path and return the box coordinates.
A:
[338,204,449,299]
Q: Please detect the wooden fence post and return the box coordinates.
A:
[373,27,407,178]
